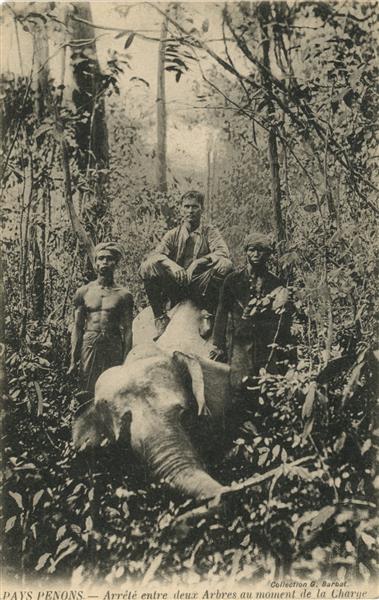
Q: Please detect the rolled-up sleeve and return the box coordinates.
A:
[206,226,230,263]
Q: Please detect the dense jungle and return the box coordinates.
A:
[0,0,378,588]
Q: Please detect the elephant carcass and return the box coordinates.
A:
[73,343,226,500]
[133,300,232,424]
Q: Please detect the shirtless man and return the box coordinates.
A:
[68,242,134,396]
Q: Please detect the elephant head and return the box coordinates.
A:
[73,343,227,500]
[133,300,233,424]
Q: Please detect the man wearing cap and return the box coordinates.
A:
[68,242,134,396]
[140,190,233,337]
[209,232,291,389]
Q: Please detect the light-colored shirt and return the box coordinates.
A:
[152,222,230,267]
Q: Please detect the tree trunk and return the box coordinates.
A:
[258,3,286,247]
[156,14,168,192]
[206,133,217,219]
[60,130,96,270]
[69,2,110,242]
[31,22,50,319]
[0,253,7,395]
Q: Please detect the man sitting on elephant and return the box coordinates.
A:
[209,232,292,390]
[140,190,233,338]
[68,242,134,397]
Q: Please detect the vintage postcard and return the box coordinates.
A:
[1,0,377,597]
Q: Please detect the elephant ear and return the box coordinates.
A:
[72,400,132,450]
[173,351,210,417]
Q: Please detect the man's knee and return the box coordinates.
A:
[212,257,233,277]
[140,256,162,281]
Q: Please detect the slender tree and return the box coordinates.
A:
[156,13,168,192]
[68,2,110,241]
[31,17,50,319]
[258,2,286,246]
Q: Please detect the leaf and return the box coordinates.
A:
[56,537,73,555]
[142,554,163,585]
[302,382,316,419]
[272,444,281,460]
[85,516,93,531]
[35,553,51,571]
[333,432,347,453]
[361,439,371,455]
[124,33,135,49]
[32,489,44,508]
[358,562,370,581]
[342,362,364,405]
[26,12,48,23]
[72,483,84,495]
[35,124,52,139]
[115,30,128,39]
[175,71,182,83]
[9,491,23,509]
[130,76,150,87]
[303,203,318,213]
[298,505,335,535]
[114,565,125,578]
[301,417,314,441]
[5,516,17,532]
[360,532,375,548]
[258,448,269,467]
[54,542,78,566]
[56,525,66,540]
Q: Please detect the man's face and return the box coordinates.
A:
[181,197,203,228]
[246,245,270,267]
[95,251,117,275]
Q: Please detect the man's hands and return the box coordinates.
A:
[208,346,226,362]
[186,257,210,282]
[169,256,211,285]
[171,263,188,285]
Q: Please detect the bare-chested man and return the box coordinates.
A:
[68,242,134,396]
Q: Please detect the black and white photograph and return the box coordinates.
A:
[1,0,378,595]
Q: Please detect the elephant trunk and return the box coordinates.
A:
[138,414,224,500]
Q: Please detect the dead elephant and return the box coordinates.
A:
[73,301,232,499]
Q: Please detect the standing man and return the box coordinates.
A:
[209,232,292,389]
[68,242,134,397]
[140,190,233,337]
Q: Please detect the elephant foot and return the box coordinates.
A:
[153,314,170,340]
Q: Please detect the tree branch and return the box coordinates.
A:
[174,456,316,526]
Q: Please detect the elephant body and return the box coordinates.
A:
[73,301,232,499]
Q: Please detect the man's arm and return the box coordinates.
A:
[68,289,86,374]
[152,230,176,264]
[206,226,230,263]
[143,229,188,285]
[121,292,134,359]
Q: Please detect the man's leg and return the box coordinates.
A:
[140,257,168,319]
[140,256,185,336]
[191,257,233,312]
